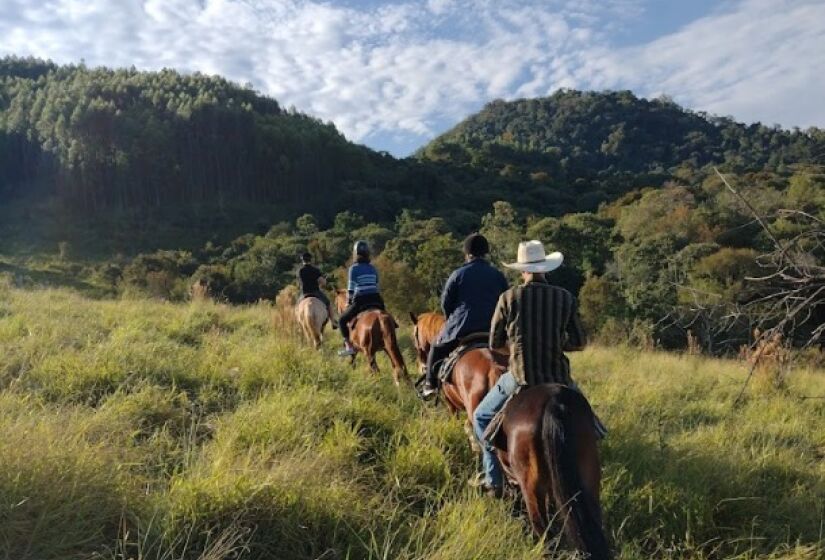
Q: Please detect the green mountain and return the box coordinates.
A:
[1,59,823,348]
[422,90,825,170]
[0,56,415,221]
[2,58,824,256]
[419,90,825,209]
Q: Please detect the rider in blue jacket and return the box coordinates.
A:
[420,233,508,398]
[338,240,385,356]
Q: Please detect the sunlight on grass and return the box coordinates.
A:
[0,286,823,559]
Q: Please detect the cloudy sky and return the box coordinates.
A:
[1,0,823,155]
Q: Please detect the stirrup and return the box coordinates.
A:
[337,346,356,357]
[419,382,438,400]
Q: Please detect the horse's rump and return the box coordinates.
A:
[497,384,609,558]
[295,297,329,348]
[349,309,408,385]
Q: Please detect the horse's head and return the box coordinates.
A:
[334,289,349,314]
[409,312,445,374]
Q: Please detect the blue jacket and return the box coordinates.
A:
[437,258,509,344]
[347,262,379,300]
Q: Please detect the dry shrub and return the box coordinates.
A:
[272,285,300,338]
[740,329,790,390]
[190,279,211,302]
[145,270,177,299]
[686,329,701,355]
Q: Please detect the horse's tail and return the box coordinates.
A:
[541,391,610,560]
[297,298,325,348]
[380,313,407,379]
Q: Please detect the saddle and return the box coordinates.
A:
[437,332,490,383]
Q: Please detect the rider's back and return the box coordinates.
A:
[298,264,322,295]
[440,259,508,342]
[348,262,379,297]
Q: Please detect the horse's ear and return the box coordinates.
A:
[409,312,418,325]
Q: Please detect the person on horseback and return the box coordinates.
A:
[297,252,337,329]
[473,240,593,496]
[337,240,385,357]
[419,233,508,399]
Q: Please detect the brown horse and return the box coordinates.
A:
[335,290,409,386]
[408,311,445,374]
[410,312,503,450]
[410,312,608,557]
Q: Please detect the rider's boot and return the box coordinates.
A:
[420,379,438,400]
[468,473,503,498]
[337,340,356,357]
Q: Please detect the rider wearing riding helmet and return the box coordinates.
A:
[337,240,385,357]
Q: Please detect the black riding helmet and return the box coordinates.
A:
[353,240,370,259]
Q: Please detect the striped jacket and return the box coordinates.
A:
[489,278,586,386]
[347,262,379,299]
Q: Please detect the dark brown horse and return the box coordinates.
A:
[493,384,609,558]
[336,290,409,386]
[410,312,609,557]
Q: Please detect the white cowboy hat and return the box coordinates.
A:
[503,240,564,273]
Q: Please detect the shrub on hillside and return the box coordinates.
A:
[122,250,198,300]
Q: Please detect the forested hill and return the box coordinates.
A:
[420,89,825,182]
[2,57,825,250]
[0,56,413,219]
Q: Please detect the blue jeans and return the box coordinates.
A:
[473,372,519,488]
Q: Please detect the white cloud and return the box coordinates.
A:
[620,0,825,130]
[0,0,822,156]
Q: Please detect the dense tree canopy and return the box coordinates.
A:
[0,56,410,218]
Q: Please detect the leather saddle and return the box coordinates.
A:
[437,332,490,383]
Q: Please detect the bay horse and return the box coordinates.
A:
[335,290,410,386]
[295,296,329,349]
[410,312,609,557]
[410,312,503,450]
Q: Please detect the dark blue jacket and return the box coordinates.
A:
[437,258,509,344]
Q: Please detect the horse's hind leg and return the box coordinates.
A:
[514,444,549,537]
[576,420,604,526]
[368,353,380,374]
[300,322,312,347]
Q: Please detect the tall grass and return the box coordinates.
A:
[0,284,823,559]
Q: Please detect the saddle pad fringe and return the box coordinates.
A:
[438,340,489,383]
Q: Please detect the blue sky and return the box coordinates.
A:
[1,0,823,156]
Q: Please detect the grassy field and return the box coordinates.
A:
[0,282,824,559]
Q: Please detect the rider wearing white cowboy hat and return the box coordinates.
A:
[472,239,602,497]
[502,239,564,274]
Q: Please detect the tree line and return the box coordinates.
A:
[117,166,825,354]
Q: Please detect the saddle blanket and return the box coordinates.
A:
[438,334,490,383]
